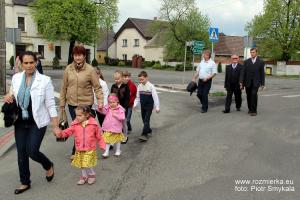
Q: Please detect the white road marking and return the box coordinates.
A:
[156,87,184,93]
[282,94,300,98]
[260,94,283,97]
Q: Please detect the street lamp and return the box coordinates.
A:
[0,0,6,95]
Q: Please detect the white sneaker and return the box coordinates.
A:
[114,151,121,157]
[102,151,109,158]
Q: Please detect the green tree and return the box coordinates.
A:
[246,0,300,61]
[98,0,118,57]
[157,0,210,61]
[30,0,118,64]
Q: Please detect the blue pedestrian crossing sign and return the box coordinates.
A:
[209,27,219,42]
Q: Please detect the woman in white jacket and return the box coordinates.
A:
[4,51,60,195]
[93,67,109,126]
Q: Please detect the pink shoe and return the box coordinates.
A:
[77,176,88,185]
[87,174,96,185]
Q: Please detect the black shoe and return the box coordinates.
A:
[14,185,31,195]
[222,110,230,113]
[236,108,241,111]
[139,135,148,142]
[46,163,54,182]
[121,137,128,144]
[250,112,257,116]
[201,110,207,113]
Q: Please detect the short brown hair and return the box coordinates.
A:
[75,105,91,116]
[250,48,257,52]
[138,71,148,77]
[123,70,131,77]
[72,45,86,56]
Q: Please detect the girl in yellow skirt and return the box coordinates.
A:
[56,105,105,185]
[98,93,126,158]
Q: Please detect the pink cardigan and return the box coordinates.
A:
[99,105,125,133]
[59,117,105,151]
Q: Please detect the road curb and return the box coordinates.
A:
[0,130,14,158]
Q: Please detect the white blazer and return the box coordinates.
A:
[11,71,58,128]
[92,78,109,109]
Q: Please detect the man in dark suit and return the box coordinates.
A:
[223,54,243,113]
[240,48,265,116]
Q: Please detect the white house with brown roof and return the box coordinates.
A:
[4,0,94,67]
[109,18,165,63]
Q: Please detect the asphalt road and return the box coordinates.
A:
[0,68,300,200]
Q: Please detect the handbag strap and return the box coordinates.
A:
[59,109,68,122]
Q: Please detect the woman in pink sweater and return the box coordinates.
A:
[55,105,105,185]
[99,93,126,158]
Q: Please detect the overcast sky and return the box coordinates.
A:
[116,0,264,36]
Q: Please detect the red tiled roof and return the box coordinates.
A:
[214,33,244,57]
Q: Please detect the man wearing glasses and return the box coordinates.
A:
[240,48,265,116]
[223,54,243,113]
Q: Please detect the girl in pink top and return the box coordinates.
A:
[56,105,105,185]
[99,93,125,158]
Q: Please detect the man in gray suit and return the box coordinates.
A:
[240,48,265,116]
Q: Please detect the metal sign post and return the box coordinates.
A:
[0,0,6,95]
[209,27,219,60]
[183,42,187,84]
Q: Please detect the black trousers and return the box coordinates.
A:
[96,110,105,126]
[197,79,212,111]
[245,85,259,113]
[15,122,52,185]
[141,107,153,136]
[225,85,242,111]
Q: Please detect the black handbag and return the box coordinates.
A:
[56,109,69,142]
[1,99,18,127]
[186,81,197,96]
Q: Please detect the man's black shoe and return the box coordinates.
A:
[222,110,230,113]
[201,110,207,113]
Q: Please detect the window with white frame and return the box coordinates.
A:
[134,39,139,47]
[122,39,127,47]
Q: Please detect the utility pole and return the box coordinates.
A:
[0,0,6,95]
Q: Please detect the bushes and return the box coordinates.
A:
[104,56,119,66]
[118,60,126,66]
[218,62,222,73]
[175,63,193,71]
[52,56,62,69]
[141,61,154,68]
[152,61,161,69]
[9,56,14,69]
